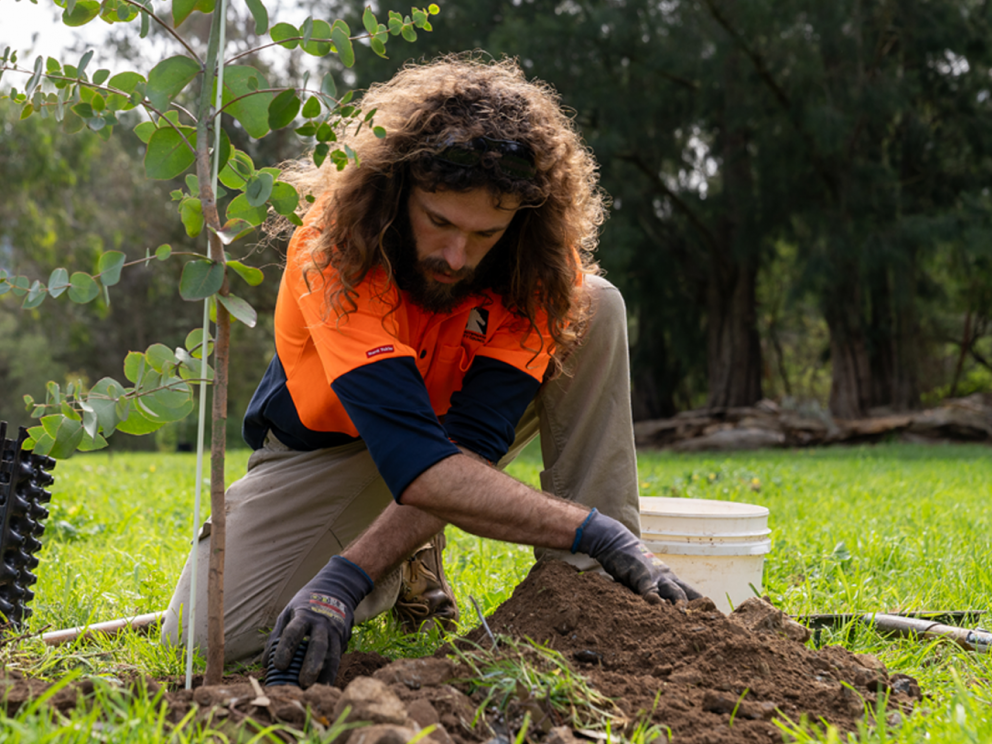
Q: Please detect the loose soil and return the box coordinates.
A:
[1,560,920,743]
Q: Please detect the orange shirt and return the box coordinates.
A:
[271,202,552,439]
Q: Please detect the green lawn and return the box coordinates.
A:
[3,441,991,742]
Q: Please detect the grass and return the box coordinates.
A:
[2,441,991,742]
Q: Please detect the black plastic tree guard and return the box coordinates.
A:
[0,421,55,628]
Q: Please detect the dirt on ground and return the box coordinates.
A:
[0,560,921,743]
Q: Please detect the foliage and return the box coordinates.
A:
[0,0,439,458]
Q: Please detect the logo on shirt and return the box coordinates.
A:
[366,344,395,358]
[465,308,489,341]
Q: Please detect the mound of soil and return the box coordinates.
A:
[0,561,920,743]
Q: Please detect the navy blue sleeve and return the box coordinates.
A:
[443,356,543,464]
[331,357,460,502]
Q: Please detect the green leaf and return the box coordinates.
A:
[211,219,256,245]
[23,280,46,309]
[134,120,157,143]
[47,268,70,298]
[313,142,330,168]
[370,36,387,58]
[10,275,30,297]
[138,386,194,423]
[172,0,197,26]
[88,377,126,434]
[145,126,196,179]
[77,430,109,452]
[270,22,299,49]
[245,171,275,207]
[227,260,264,286]
[373,125,386,139]
[105,71,145,111]
[25,55,44,98]
[217,293,257,327]
[220,66,273,139]
[331,23,355,68]
[145,343,179,372]
[429,3,439,13]
[146,55,200,112]
[78,49,94,76]
[47,416,85,459]
[362,6,378,35]
[26,431,54,457]
[181,198,205,237]
[244,0,269,35]
[401,23,417,43]
[269,181,300,216]
[219,149,254,189]
[98,250,126,286]
[320,72,337,100]
[156,244,173,261]
[68,272,100,303]
[115,404,165,435]
[226,193,268,226]
[123,351,146,384]
[62,0,101,26]
[185,328,214,359]
[180,260,225,301]
[268,89,300,130]
[301,19,332,56]
[301,95,321,119]
[316,122,335,142]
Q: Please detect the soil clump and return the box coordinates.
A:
[0,560,920,743]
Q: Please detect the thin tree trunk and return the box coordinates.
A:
[706,258,763,408]
[825,282,873,419]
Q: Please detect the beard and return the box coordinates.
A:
[383,207,504,314]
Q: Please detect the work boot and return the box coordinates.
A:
[393,532,459,634]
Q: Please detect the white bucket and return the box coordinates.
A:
[639,496,771,614]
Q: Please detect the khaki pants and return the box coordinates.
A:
[161,275,641,661]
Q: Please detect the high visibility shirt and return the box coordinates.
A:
[243,199,552,500]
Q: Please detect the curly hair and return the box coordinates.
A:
[280,53,607,374]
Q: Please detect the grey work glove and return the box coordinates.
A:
[263,555,373,688]
[573,508,703,604]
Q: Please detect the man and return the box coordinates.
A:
[162,54,699,687]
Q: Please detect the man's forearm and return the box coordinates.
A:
[340,501,447,583]
[401,453,588,549]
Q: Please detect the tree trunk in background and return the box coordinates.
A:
[826,279,873,418]
[706,257,763,408]
[707,42,763,410]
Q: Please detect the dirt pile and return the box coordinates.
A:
[0,560,920,743]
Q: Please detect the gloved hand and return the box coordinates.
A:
[573,509,703,605]
[263,555,373,688]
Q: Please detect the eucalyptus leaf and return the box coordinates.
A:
[88,377,126,434]
[220,66,273,139]
[211,219,256,245]
[68,272,100,303]
[268,89,300,130]
[48,267,70,298]
[179,260,225,301]
[245,0,269,35]
[217,293,257,327]
[270,22,299,49]
[331,24,355,68]
[245,171,275,207]
[227,260,264,286]
[145,126,196,180]
[146,55,200,112]
[98,250,126,286]
[185,328,214,359]
[62,0,101,27]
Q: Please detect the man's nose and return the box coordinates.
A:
[442,234,468,271]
